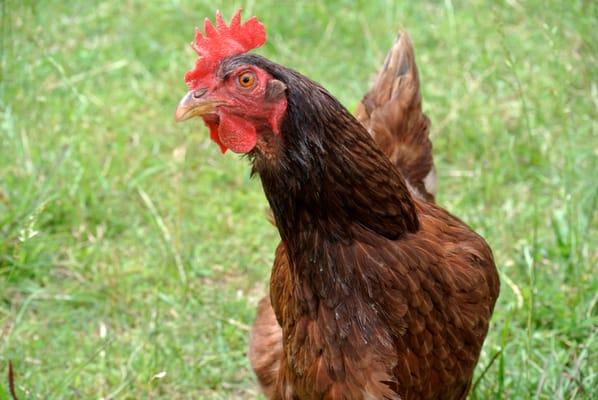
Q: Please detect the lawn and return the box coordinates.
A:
[1,0,596,398]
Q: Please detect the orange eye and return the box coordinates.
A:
[238,71,255,88]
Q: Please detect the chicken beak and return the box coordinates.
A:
[175,89,221,122]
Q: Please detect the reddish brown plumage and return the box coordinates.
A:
[248,31,499,400]
[175,14,498,397]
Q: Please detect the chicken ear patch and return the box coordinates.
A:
[265,80,288,135]
[218,113,257,153]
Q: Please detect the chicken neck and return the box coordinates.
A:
[245,55,420,302]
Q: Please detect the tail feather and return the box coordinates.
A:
[355,31,436,202]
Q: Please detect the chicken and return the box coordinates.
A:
[175,10,500,400]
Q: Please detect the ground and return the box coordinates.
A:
[0,0,596,399]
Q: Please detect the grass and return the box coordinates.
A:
[0,0,596,398]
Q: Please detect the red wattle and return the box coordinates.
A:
[205,120,227,153]
[218,114,257,153]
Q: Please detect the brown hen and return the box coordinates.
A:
[175,11,499,400]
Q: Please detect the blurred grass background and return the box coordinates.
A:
[0,0,597,398]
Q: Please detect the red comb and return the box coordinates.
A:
[184,9,266,89]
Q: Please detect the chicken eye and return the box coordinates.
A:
[238,71,255,88]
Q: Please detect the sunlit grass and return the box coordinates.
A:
[1,0,597,398]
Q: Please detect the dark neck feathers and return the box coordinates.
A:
[232,54,418,257]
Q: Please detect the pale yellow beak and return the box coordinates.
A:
[175,90,221,122]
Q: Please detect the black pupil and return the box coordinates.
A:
[242,75,250,84]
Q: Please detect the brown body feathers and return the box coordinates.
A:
[248,33,499,399]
